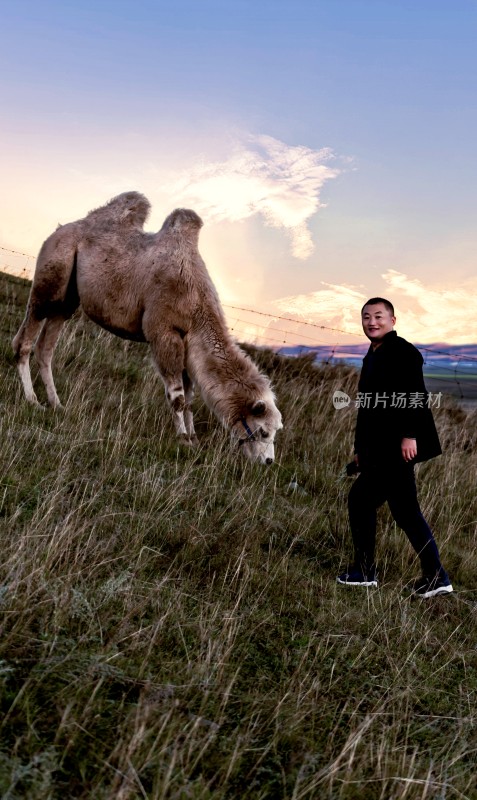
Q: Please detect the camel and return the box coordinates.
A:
[12,192,282,464]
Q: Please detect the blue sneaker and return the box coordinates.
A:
[406,575,453,598]
[337,567,378,587]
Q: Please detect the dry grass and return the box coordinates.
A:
[1,273,476,799]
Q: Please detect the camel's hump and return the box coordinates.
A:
[160,208,204,233]
[86,191,151,228]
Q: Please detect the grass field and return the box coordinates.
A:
[423,374,477,406]
[1,272,477,799]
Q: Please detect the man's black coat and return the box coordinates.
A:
[354,330,442,467]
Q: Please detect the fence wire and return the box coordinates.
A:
[1,246,476,400]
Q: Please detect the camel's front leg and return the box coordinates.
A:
[183,369,198,444]
[150,331,190,440]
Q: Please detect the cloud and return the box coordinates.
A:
[267,271,477,345]
[164,134,339,259]
[382,270,477,344]
[273,283,366,336]
[218,282,367,349]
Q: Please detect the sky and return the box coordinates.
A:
[1,0,476,345]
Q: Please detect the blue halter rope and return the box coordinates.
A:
[237,415,257,446]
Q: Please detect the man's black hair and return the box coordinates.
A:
[361,297,395,315]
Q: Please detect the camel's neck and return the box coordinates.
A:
[186,328,267,427]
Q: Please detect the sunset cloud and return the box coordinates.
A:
[165,134,339,259]
[269,271,477,345]
[382,270,477,344]
[273,283,365,336]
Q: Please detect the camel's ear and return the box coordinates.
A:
[250,401,266,417]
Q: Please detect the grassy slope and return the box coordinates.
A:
[1,273,476,799]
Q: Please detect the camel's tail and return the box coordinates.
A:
[28,222,80,320]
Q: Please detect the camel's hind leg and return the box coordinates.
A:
[35,315,68,408]
[149,330,192,440]
[12,310,45,405]
[13,221,79,407]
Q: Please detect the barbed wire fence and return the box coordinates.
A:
[1,246,476,401]
[0,246,35,278]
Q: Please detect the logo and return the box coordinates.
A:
[333,390,351,410]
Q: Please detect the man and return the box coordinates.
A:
[337,297,453,598]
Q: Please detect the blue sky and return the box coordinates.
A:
[1,0,476,343]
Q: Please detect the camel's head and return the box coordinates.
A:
[232,395,283,465]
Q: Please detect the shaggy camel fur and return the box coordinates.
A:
[13,192,282,463]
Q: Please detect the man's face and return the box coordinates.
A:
[361,303,396,344]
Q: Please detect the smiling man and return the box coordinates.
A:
[337,297,453,598]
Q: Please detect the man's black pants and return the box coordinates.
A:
[348,460,446,578]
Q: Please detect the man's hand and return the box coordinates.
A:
[401,437,417,462]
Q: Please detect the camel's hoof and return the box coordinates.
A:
[28,399,46,412]
[178,434,198,448]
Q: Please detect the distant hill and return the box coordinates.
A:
[278,344,477,403]
[278,342,477,368]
